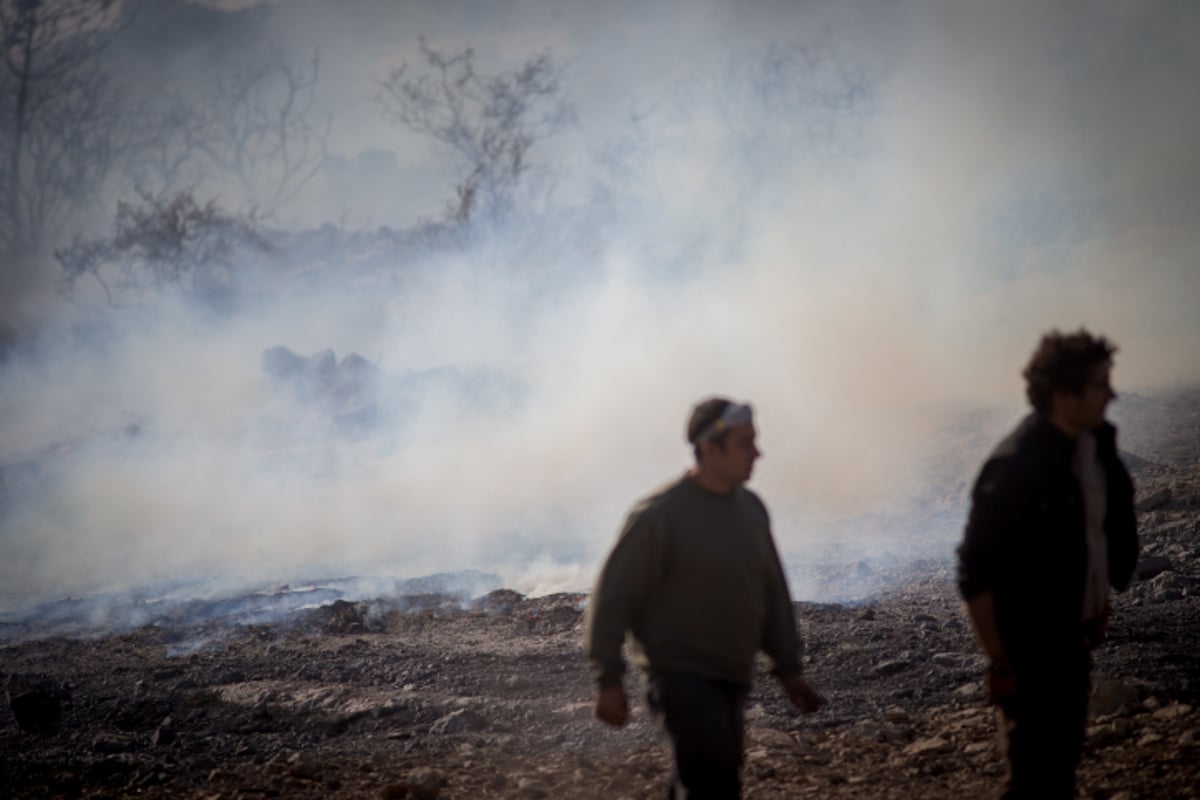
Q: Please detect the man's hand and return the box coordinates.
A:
[964,592,1017,707]
[595,685,628,727]
[781,675,823,714]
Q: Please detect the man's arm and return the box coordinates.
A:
[760,528,822,714]
[1103,427,1139,592]
[780,674,823,714]
[963,590,1016,704]
[958,455,1020,705]
[963,590,1007,664]
[584,503,666,726]
[957,457,1017,604]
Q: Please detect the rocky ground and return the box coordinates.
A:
[2,389,1199,799]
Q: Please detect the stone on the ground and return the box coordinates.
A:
[1136,555,1174,581]
[152,716,176,746]
[1090,674,1139,717]
[5,675,66,734]
[1136,487,1172,512]
[1153,703,1193,720]
[92,733,134,754]
[430,708,488,735]
[874,659,912,676]
[515,777,550,798]
[904,736,952,756]
[1146,572,1196,602]
[288,751,319,780]
[747,727,799,750]
[408,767,442,800]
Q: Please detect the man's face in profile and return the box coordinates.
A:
[705,423,761,486]
[1067,361,1116,432]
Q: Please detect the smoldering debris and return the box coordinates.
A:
[0,571,502,644]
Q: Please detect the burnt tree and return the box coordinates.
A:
[377,38,572,228]
[0,0,128,268]
[54,189,265,311]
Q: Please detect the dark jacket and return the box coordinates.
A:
[957,413,1138,670]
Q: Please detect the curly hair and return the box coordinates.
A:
[1022,328,1117,413]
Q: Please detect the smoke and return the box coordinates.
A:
[2,0,1199,620]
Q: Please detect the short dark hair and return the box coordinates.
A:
[687,397,733,460]
[1022,328,1117,413]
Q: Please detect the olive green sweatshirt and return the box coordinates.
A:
[584,474,804,687]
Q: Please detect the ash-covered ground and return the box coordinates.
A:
[2,388,1199,799]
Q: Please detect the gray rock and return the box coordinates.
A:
[288,751,319,780]
[408,767,442,800]
[4,674,67,734]
[261,346,307,379]
[964,741,993,755]
[931,653,966,668]
[1090,674,1140,717]
[152,724,176,746]
[1136,487,1172,512]
[504,673,537,691]
[92,733,135,754]
[1086,718,1131,745]
[1086,723,1116,745]
[515,777,550,799]
[904,736,952,756]
[1147,572,1195,602]
[1152,703,1193,720]
[1136,555,1174,581]
[308,348,337,381]
[746,726,800,750]
[430,708,488,735]
[874,659,913,676]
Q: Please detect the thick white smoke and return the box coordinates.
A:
[1,0,1198,619]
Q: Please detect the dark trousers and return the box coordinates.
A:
[646,670,749,800]
[998,656,1091,799]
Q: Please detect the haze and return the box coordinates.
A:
[1,0,1197,616]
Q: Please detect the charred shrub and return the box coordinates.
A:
[55,190,266,313]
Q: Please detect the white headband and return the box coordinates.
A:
[693,402,753,443]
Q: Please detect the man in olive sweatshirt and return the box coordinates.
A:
[585,397,822,799]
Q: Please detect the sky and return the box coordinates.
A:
[1,0,1198,616]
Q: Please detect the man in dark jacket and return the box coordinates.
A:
[586,397,822,799]
[958,328,1138,799]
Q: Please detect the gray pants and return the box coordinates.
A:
[646,670,749,800]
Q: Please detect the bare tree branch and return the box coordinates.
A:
[377,38,573,227]
[0,0,126,262]
[55,189,266,311]
[201,48,331,213]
